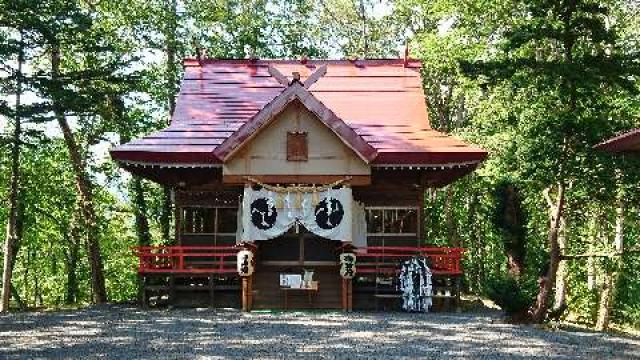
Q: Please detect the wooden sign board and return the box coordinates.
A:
[287,131,308,161]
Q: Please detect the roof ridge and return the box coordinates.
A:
[184,58,422,68]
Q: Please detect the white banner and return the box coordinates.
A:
[240,186,352,242]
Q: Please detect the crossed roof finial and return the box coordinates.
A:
[268,65,327,88]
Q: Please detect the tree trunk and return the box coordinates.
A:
[587,211,601,291]
[596,197,624,331]
[467,190,479,292]
[596,270,618,331]
[132,177,151,246]
[7,204,25,311]
[10,284,25,311]
[33,247,41,307]
[553,215,567,311]
[531,182,566,323]
[64,206,81,304]
[165,0,178,123]
[118,130,152,247]
[65,244,79,304]
[358,0,368,57]
[1,34,24,313]
[51,44,107,304]
[500,183,526,277]
[160,0,178,243]
[444,185,458,247]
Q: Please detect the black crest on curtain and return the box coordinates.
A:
[315,198,344,229]
[250,198,277,230]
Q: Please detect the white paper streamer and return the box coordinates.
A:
[398,257,433,312]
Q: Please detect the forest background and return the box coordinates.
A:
[0,0,639,332]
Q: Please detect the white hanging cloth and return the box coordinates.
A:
[352,201,367,248]
[239,186,353,242]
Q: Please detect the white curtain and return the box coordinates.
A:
[239,186,353,242]
[352,201,367,248]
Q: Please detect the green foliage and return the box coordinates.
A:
[484,274,536,316]
[407,0,639,329]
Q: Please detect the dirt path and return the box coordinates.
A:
[1,305,638,359]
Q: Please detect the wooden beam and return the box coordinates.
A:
[223,174,371,186]
[303,65,327,88]
[268,65,290,86]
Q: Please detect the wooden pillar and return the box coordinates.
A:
[341,279,347,311]
[342,278,353,312]
[208,275,215,307]
[348,279,353,311]
[168,274,176,307]
[138,274,148,309]
[242,276,253,312]
[455,277,462,313]
[417,173,426,246]
[249,276,253,310]
[174,191,181,245]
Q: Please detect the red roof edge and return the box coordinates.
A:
[594,128,640,153]
[213,81,378,163]
[373,150,487,165]
[110,149,221,164]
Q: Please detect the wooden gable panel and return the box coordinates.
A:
[222,101,370,183]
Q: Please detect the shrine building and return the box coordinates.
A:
[110,58,487,311]
[596,128,640,153]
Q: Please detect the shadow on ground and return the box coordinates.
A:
[0,305,638,359]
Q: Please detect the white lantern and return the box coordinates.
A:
[237,250,254,277]
[339,253,356,279]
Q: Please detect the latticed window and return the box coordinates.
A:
[365,207,418,235]
[181,207,237,236]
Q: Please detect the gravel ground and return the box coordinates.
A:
[1,305,638,359]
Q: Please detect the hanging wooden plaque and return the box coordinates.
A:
[287,131,308,161]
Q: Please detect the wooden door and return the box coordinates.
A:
[252,227,343,309]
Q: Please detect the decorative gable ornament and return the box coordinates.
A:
[237,249,254,277]
[339,253,357,279]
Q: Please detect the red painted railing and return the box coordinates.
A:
[134,245,463,276]
[354,246,464,275]
[134,246,241,274]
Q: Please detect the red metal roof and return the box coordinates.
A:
[595,128,640,153]
[110,59,487,165]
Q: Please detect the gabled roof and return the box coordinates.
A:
[110,59,487,166]
[595,128,640,153]
[214,80,377,163]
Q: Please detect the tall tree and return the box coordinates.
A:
[316,0,400,58]
[462,0,639,322]
[50,43,107,303]
[161,0,179,243]
[34,0,136,303]
[0,0,48,311]
[0,30,23,312]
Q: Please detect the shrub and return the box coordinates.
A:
[485,275,536,318]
